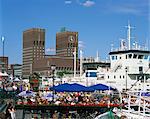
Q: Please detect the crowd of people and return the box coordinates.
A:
[16,91,121,107]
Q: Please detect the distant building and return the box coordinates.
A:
[22,28,79,77]
[23,28,45,78]
[33,55,75,76]
[10,64,22,78]
[56,30,78,58]
[83,62,110,71]
[0,56,8,72]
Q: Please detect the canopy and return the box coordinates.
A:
[88,84,114,91]
[14,77,20,82]
[50,83,93,92]
[69,83,93,92]
[140,92,150,97]
[42,93,58,101]
[50,83,71,92]
[0,72,8,77]
[17,91,36,97]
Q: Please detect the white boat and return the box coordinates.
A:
[63,22,150,93]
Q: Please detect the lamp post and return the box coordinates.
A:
[87,72,90,86]
[1,36,5,73]
[125,67,128,91]
[51,65,56,102]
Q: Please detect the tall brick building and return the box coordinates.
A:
[22,28,79,77]
[23,28,45,78]
[56,31,78,58]
[0,57,8,72]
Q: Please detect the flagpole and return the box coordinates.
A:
[1,36,5,73]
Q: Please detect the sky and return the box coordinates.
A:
[0,0,150,64]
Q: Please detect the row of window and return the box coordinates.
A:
[33,41,45,46]
[56,67,73,71]
[107,75,125,79]
[111,54,149,60]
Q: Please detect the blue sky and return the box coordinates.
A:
[0,0,150,64]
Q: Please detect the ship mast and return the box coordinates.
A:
[126,22,134,50]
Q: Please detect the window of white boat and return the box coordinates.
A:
[123,75,125,79]
[120,75,121,79]
[138,55,143,59]
[144,55,148,60]
[114,75,116,79]
[112,56,115,60]
[133,54,137,59]
[139,66,143,73]
[108,76,109,79]
[128,54,132,59]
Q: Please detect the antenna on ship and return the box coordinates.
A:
[79,41,84,77]
[95,50,100,62]
[125,21,134,50]
[111,43,114,51]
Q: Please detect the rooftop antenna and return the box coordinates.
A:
[111,43,114,51]
[145,38,149,50]
[60,27,67,32]
[125,21,134,50]
[119,38,126,50]
[95,50,100,62]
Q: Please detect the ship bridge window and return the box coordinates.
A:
[138,55,143,59]
[112,56,115,60]
[128,54,132,59]
[112,56,117,60]
[144,55,148,60]
[133,54,137,59]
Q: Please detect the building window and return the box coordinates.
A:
[129,54,132,59]
[114,75,116,79]
[138,55,143,59]
[116,56,117,60]
[123,75,125,79]
[112,56,115,60]
[108,76,109,79]
[133,54,137,59]
[139,66,143,73]
[144,55,148,60]
[120,75,121,79]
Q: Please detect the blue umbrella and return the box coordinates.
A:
[50,83,71,92]
[89,84,114,91]
[17,91,36,97]
[69,83,94,92]
[50,83,93,92]
[140,92,150,97]
[42,93,58,99]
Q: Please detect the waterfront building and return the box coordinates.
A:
[9,64,22,78]
[22,28,45,78]
[33,55,75,76]
[0,56,8,72]
[22,28,79,77]
[56,28,78,58]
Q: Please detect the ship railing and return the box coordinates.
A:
[111,60,122,72]
[111,46,149,52]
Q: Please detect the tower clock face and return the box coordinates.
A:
[68,35,75,42]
